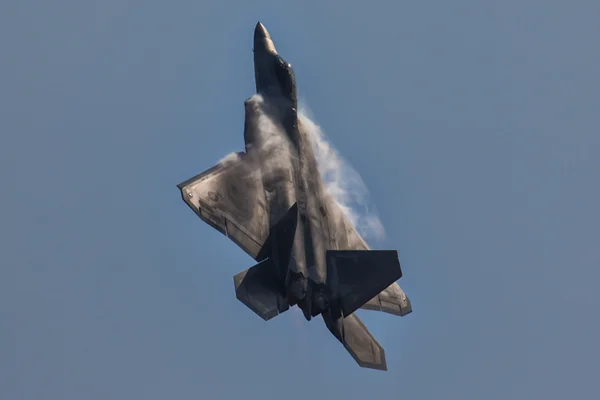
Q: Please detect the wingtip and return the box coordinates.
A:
[400,296,413,316]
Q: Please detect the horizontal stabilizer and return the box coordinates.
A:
[233,258,288,321]
[323,313,387,371]
[326,250,402,318]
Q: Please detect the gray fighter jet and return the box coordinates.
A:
[177,22,412,371]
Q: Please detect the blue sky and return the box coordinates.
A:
[2,1,599,399]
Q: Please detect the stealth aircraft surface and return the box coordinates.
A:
[177,22,412,370]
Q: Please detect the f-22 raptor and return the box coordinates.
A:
[177,22,412,371]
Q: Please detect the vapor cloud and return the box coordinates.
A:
[217,95,386,242]
[219,94,293,172]
[298,102,386,242]
[218,151,241,165]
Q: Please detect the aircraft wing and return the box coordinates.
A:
[177,152,269,261]
[325,196,412,316]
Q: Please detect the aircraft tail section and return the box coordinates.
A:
[326,250,402,318]
[234,258,289,320]
[323,312,387,371]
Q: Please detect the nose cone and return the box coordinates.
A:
[254,22,269,39]
[254,21,277,54]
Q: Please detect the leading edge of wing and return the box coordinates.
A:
[176,152,246,191]
[177,152,269,260]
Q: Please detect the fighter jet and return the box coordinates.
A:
[177,22,412,371]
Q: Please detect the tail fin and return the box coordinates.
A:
[326,250,402,318]
[233,258,289,321]
[323,312,387,371]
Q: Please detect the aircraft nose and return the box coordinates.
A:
[254,22,269,39]
[253,21,277,54]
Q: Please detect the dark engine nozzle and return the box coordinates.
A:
[287,272,307,304]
